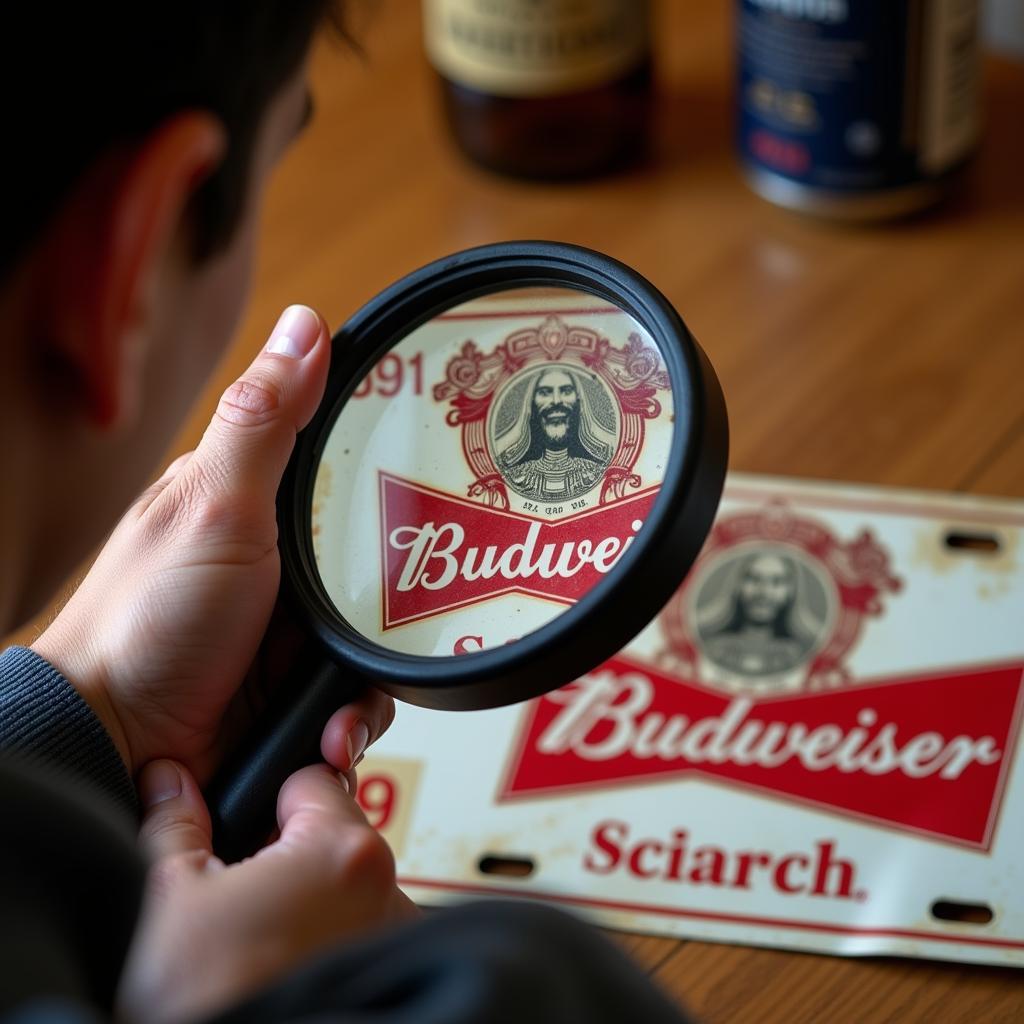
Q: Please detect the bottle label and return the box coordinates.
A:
[737,0,980,192]
[919,0,982,174]
[423,0,650,98]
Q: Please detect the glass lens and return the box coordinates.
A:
[312,287,675,657]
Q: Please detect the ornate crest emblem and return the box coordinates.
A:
[660,501,903,695]
[433,314,670,512]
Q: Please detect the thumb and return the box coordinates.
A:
[185,304,330,510]
[138,759,214,861]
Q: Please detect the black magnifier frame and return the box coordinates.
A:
[278,240,727,709]
[208,240,727,861]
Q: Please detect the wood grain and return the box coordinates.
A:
[181,1,1024,506]
[8,0,1023,1017]
[650,941,1024,1024]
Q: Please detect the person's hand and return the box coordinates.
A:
[32,305,391,782]
[117,759,419,1024]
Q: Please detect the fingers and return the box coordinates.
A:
[271,765,397,895]
[320,690,396,773]
[139,760,215,862]
[172,305,331,518]
[276,763,369,834]
[274,765,374,865]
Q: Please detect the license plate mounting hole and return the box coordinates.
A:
[478,854,535,878]
[944,531,1001,553]
[930,899,994,925]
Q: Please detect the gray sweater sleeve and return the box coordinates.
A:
[0,646,137,817]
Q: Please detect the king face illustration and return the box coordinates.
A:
[659,502,903,695]
[693,547,831,679]
[489,366,619,503]
[433,306,671,515]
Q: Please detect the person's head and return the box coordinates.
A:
[736,553,797,632]
[531,369,581,449]
[1,3,349,626]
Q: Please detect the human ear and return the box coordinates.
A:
[37,112,226,429]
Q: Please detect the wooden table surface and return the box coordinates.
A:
[111,1,1024,1020]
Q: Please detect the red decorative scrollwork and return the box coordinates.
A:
[435,314,670,505]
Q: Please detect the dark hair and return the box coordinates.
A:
[3,2,346,281]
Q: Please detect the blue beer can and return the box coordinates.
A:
[737,0,981,218]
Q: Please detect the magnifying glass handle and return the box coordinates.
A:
[206,656,359,863]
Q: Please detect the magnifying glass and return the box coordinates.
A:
[207,241,728,861]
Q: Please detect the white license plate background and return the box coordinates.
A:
[357,474,1024,967]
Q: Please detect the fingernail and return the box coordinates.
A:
[338,771,350,794]
[140,760,182,808]
[266,305,320,359]
[350,720,370,769]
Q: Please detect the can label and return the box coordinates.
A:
[423,0,649,98]
[738,0,981,192]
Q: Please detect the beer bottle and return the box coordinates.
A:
[423,1,652,180]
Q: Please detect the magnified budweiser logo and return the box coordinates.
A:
[373,303,673,631]
[379,473,657,628]
[500,501,1024,848]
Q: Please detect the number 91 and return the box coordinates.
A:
[352,352,423,399]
